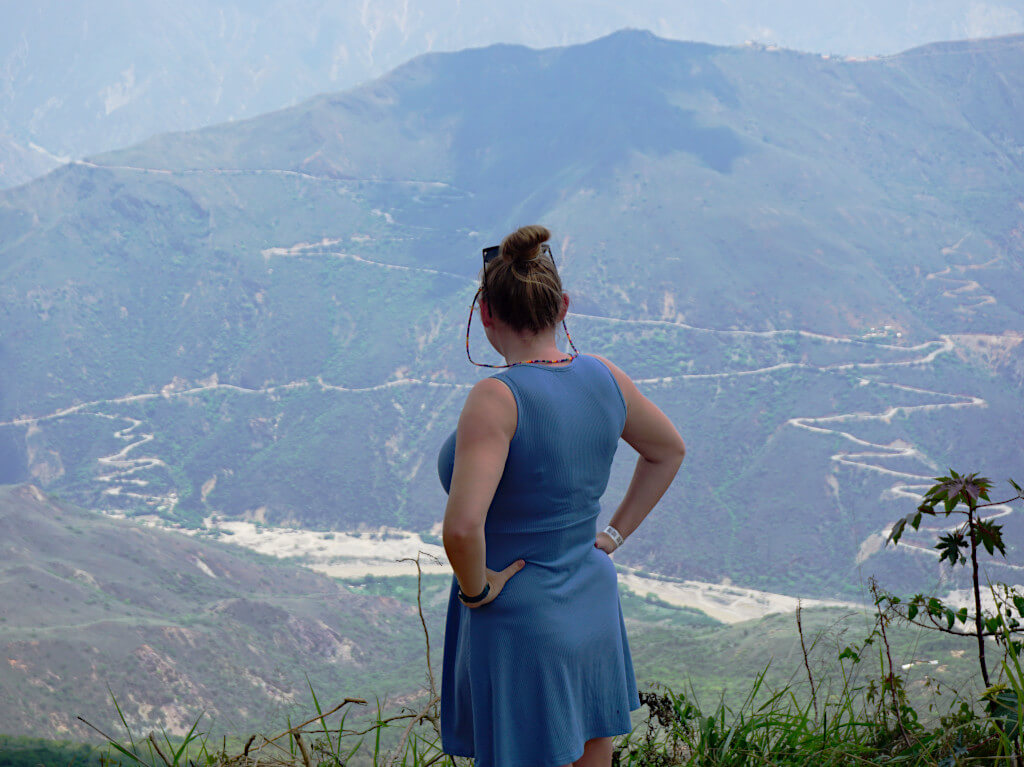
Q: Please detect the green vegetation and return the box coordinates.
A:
[0,735,105,767]
[0,479,1014,757]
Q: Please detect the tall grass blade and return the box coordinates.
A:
[75,715,150,766]
[305,674,336,758]
[170,714,205,764]
[107,686,138,755]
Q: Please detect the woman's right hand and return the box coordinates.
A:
[594,532,618,555]
[460,559,526,608]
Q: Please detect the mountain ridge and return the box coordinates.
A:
[5,2,1022,189]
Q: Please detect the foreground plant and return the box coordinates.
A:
[882,469,1024,763]
[885,471,1023,685]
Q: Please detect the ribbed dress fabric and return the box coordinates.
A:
[437,353,641,767]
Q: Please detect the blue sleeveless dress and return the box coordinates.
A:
[437,353,641,767]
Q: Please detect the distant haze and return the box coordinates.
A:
[2,0,1024,187]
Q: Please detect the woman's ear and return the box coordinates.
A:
[557,292,570,322]
[479,297,495,328]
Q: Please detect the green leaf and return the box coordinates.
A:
[839,647,861,664]
[889,517,907,545]
[1012,595,1024,617]
[908,604,919,621]
[977,520,1007,557]
[980,530,996,556]
[1009,478,1022,496]
[945,609,956,630]
[936,533,966,567]
[985,689,1021,741]
[957,607,969,624]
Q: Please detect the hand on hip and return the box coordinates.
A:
[461,559,526,608]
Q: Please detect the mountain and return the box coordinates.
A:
[3,2,1024,188]
[0,483,432,738]
[1,31,1022,599]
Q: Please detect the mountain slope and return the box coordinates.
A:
[0,32,1022,597]
[0,483,431,738]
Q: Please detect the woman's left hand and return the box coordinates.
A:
[595,532,618,555]
[460,559,526,608]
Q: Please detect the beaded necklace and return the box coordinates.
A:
[465,287,580,368]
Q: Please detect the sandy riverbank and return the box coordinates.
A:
[208,519,452,578]
[192,519,864,622]
[616,570,862,623]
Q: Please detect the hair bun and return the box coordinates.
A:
[500,224,551,265]
[482,224,563,334]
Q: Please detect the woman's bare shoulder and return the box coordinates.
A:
[468,376,516,403]
[458,377,517,440]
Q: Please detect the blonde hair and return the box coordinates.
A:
[481,225,563,333]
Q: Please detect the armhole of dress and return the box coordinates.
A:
[490,373,521,442]
[584,354,628,432]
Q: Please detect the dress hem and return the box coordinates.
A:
[444,716,641,767]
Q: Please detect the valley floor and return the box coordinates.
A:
[184,516,865,622]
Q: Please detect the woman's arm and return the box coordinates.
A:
[591,355,686,552]
[442,377,523,603]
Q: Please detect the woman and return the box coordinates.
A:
[439,225,686,767]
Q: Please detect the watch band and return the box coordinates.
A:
[458,581,491,604]
[603,525,625,548]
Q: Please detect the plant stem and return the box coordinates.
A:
[796,600,819,721]
[878,609,912,748]
[968,500,991,687]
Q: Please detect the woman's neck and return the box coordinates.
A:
[499,328,569,365]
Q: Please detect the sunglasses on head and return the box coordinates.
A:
[466,242,578,368]
[481,242,553,266]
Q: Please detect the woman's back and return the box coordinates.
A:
[438,353,640,767]
[438,353,626,535]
